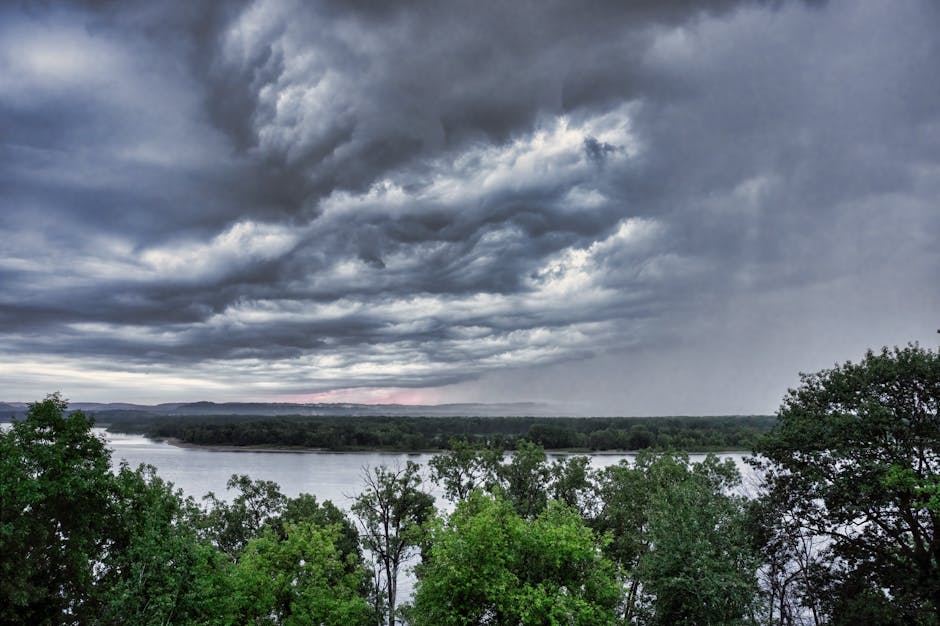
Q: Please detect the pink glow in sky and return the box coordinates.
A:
[277,387,443,406]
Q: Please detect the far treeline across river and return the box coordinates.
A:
[98,412,776,452]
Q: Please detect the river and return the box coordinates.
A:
[100,428,757,506]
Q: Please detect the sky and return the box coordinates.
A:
[1,0,938,415]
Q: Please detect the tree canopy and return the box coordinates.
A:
[0,394,117,623]
[0,394,374,626]
[411,492,621,626]
[754,344,940,624]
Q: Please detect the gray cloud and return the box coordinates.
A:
[0,0,938,410]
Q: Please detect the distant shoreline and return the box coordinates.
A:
[100,414,773,454]
[151,436,329,453]
[146,434,750,456]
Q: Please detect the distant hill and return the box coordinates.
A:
[164,401,560,417]
[0,402,26,420]
[0,400,563,420]
[71,402,184,412]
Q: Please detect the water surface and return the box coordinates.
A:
[101,429,756,505]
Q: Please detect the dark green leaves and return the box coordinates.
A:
[411,492,620,626]
[755,344,940,623]
[1,393,115,624]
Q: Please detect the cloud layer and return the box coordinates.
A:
[1,0,938,412]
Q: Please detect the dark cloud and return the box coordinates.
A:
[0,0,938,410]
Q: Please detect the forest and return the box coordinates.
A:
[101,413,775,452]
[2,344,939,625]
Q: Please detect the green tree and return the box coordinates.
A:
[95,464,236,625]
[352,462,435,626]
[754,344,940,624]
[430,441,594,518]
[278,493,362,568]
[592,452,756,624]
[231,522,374,626]
[428,439,502,502]
[202,474,287,556]
[1,394,374,626]
[411,491,621,625]
[548,454,595,518]
[0,394,239,625]
[499,439,550,518]
[638,456,757,625]
[0,393,117,624]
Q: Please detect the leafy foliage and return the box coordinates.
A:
[499,439,551,518]
[548,453,595,518]
[277,493,363,569]
[430,439,595,518]
[411,492,621,626]
[0,394,376,626]
[593,452,757,624]
[754,344,940,624]
[231,523,374,626]
[0,394,117,623]
[428,438,502,501]
[201,474,286,556]
[95,465,235,625]
[637,457,757,625]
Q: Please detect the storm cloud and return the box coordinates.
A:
[1,0,938,412]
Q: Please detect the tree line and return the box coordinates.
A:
[2,344,939,624]
[102,413,775,452]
